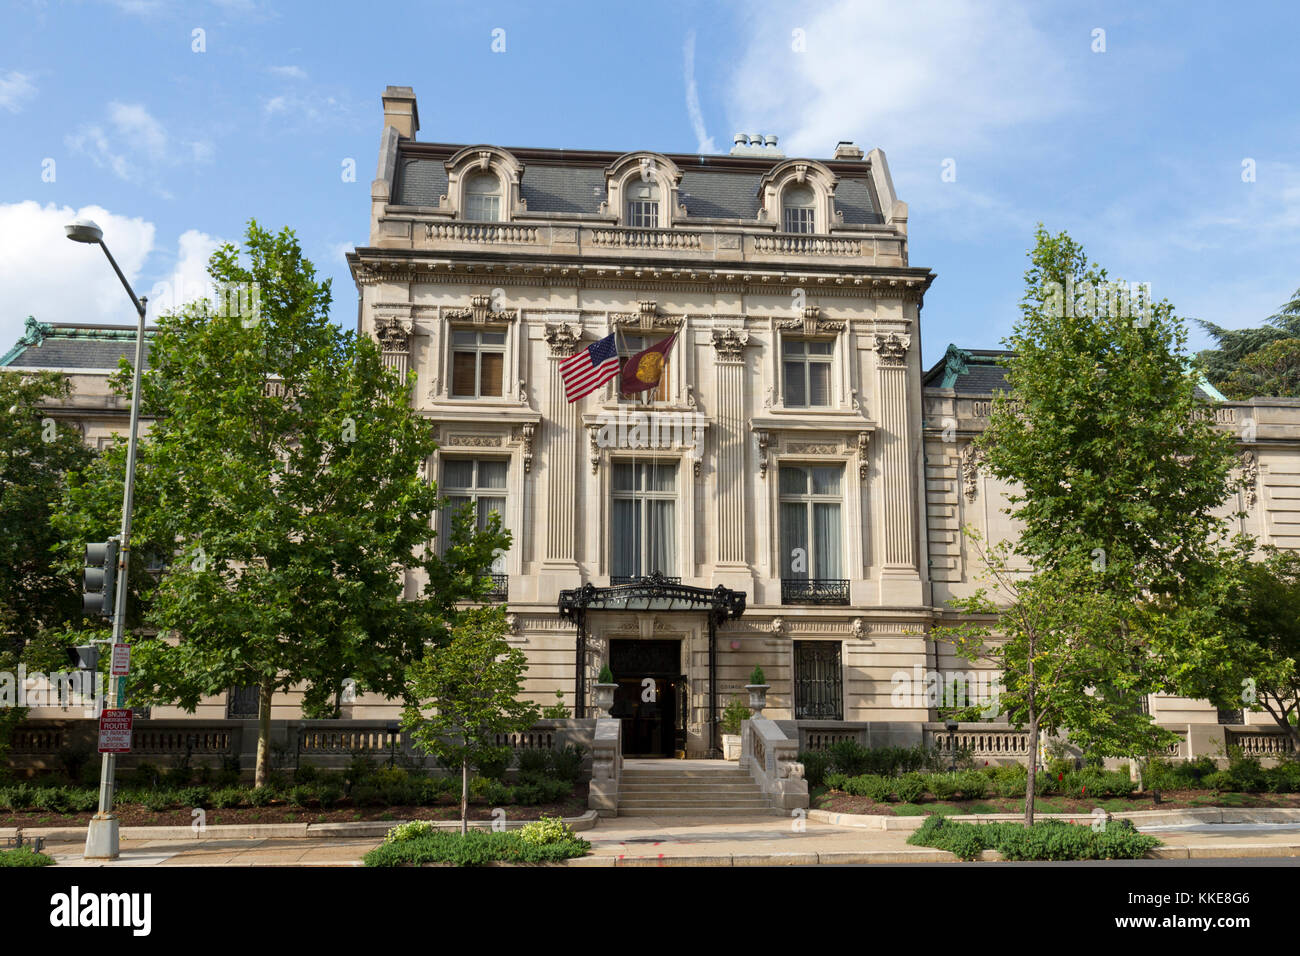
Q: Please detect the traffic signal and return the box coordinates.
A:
[83,539,119,619]
[66,644,99,671]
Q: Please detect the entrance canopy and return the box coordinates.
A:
[558,572,746,623]
[557,571,746,747]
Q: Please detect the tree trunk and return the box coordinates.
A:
[254,677,273,788]
[460,757,469,837]
[1024,716,1040,828]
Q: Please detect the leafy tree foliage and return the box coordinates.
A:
[402,606,540,834]
[1198,287,1300,397]
[58,221,509,785]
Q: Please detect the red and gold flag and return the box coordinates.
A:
[619,330,678,395]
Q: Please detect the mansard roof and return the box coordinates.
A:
[390,142,884,225]
[1,317,153,370]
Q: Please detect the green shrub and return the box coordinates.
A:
[1265,761,1300,793]
[30,787,70,813]
[142,790,172,812]
[720,697,751,736]
[0,783,34,811]
[549,745,586,783]
[956,770,988,800]
[175,786,210,809]
[473,751,510,781]
[130,762,161,789]
[246,786,277,807]
[294,761,319,784]
[162,765,193,789]
[798,750,831,789]
[926,773,961,800]
[1224,752,1267,793]
[992,767,1028,798]
[385,820,436,843]
[597,664,614,684]
[288,785,315,807]
[828,740,871,776]
[842,774,894,802]
[823,771,848,792]
[0,847,54,867]
[908,815,1160,861]
[748,665,766,686]
[211,787,244,809]
[541,690,569,719]
[893,774,927,803]
[518,816,578,846]
[315,782,343,809]
[517,749,550,775]
[68,788,99,813]
[364,829,589,867]
[350,784,381,806]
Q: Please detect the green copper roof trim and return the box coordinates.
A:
[2,318,156,367]
[938,343,971,388]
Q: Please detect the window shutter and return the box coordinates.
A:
[480,352,504,396]
[452,351,477,396]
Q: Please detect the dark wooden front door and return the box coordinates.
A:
[609,639,682,757]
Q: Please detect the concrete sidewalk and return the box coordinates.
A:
[35,812,1300,867]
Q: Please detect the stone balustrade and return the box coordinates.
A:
[925,724,1034,760]
[1226,729,1296,758]
[588,718,622,817]
[741,716,808,811]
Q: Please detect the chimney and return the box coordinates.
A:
[730,132,785,158]
[382,85,420,139]
[833,140,864,160]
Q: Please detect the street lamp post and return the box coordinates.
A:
[65,218,148,861]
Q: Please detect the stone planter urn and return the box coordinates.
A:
[745,684,770,717]
[722,734,743,761]
[592,683,617,718]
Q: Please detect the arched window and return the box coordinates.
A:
[625,179,660,228]
[464,171,502,221]
[782,184,816,233]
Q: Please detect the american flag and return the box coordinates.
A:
[560,333,620,403]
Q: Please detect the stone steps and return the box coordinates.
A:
[616,764,775,816]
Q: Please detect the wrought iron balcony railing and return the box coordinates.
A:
[610,574,682,586]
[781,578,850,606]
[483,573,509,602]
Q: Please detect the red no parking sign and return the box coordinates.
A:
[97,708,133,754]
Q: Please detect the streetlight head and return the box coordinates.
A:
[64,219,104,244]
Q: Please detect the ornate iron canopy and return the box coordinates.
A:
[558,571,746,624]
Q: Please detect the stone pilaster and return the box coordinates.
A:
[875,332,921,603]
[711,328,754,591]
[539,322,583,601]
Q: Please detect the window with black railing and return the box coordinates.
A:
[780,578,850,605]
[610,574,682,586]
[794,641,843,720]
[778,464,846,604]
[484,573,509,601]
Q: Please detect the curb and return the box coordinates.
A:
[807,806,1300,831]
[3,809,600,843]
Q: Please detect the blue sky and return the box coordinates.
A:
[3,0,1300,369]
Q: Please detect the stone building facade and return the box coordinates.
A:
[4,85,1296,762]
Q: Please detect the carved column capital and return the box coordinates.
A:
[874,332,910,367]
[711,327,751,362]
[545,322,583,357]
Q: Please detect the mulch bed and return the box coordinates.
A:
[0,784,588,828]
[815,789,1300,816]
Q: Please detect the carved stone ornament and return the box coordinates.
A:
[770,617,785,635]
[776,306,845,336]
[520,422,536,474]
[1238,450,1259,507]
[756,430,771,479]
[445,294,516,325]
[505,613,520,635]
[374,317,412,353]
[587,424,601,474]
[960,443,981,501]
[545,322,584,357]
[711,327,751,361]
[611,300,683,332]
[874,332,910,367]
[851,617,867,640]
[858,431,871,480]
[442,434,503,447]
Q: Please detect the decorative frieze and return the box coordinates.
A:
[441,434,503,447]
[786,441,840,455]
[960,443,982,501]
[775,306,845,336]
[1238,450,1259,507]
[610,300,683,332]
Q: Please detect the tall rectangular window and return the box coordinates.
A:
[451,329,506,398]
[782,339,833,407]
[779,465,843,580]
[794,641,843,719]
[625,181,660,228]
[441,458,508,573]
[611,460,677,579]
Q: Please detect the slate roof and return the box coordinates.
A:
[392,145,883,224]
[924,343,1221,401]
[1,318,152,370]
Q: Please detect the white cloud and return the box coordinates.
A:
[66,101,212,190]
[0,202,155,349]
[683,31,717,155]
[146,229,224,320]
[269,65,307,80]
[0,71,36,113]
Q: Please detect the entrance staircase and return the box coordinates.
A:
[617,759,781,817]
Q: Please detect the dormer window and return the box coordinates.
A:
[782,184,816,233]
[464,171,502,222]
[625,180,660,228]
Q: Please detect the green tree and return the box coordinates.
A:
[402,605,540,835]
[0,372,92,662]
[1197,286,1300,396]
[1215,544,1300,751]
[58,221,509,786]
[938,226,1241,822]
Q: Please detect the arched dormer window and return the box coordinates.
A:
[443,146,525,221]
[625,179,660,228]
[464,171,502,222]
[758,159,839,233]
[782,184,816,233]
[602,152,684,228]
